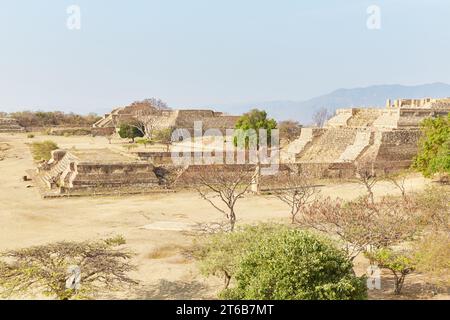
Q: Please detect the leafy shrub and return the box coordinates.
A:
[197,225,367,300]
[135,137,153,148]
[413,114,450,178]
[31,141,58,161]
[234,109,277,148]
[118,123,144,142]
[365,248,415,295]
[27,134,35,139]
[104,235,126,246]
[194,224,281,288]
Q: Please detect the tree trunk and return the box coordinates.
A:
[224,272,231,289]
[394,274,406,295]
[229,209,236,232]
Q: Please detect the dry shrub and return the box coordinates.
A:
[147,245,183,259]
[414,233,450,289]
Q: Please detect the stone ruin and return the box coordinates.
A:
[92,100,240,136]
[282,97,450,178]
[29,97,450,197]
[0,117,25,133]
[29,149,165,197]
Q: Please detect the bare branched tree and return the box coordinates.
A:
[312,107,330,128]
[186,165,254,231]
[132,98,170,111]
[0,239,136,300]
[296,196,421,261]
[132,112,158,139]
[129,98,171,138]
[278,120,302,143]
[273,172,319,223]
[355,162,378,204]
[386,174,407,200]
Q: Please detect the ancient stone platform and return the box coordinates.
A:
[30,148,173,198]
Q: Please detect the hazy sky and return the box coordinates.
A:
[1,0,449,113]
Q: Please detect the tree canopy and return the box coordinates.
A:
[118,123,144,142]
[221,227,367,300]
[413,114,450,178]
[234,109,277,148]
[0,238,136,300]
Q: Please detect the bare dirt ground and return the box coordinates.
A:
[0,132,447,300]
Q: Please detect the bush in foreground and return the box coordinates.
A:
[194,224,279,288]
[196,225,367,300]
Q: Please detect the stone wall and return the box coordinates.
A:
[0,118,25,133]
[94,104,239,134]
[34,149,162,196]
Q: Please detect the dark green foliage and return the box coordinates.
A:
[365,248,415,295]
[234,109,277,148]
[118,123,144,142]
[195,224,367,300]
[413,114,450,177]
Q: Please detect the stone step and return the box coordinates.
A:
[338,130,372,162]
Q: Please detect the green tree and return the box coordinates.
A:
[217,227,367,300]
[135,137,153,148]
[234,109,277,149]
[153,128,173,151]
[365,248,415,295]
[413,114,450,178]
[118,123,144,142]
[194,224,281,289]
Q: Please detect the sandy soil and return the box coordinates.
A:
[0,132,446,300]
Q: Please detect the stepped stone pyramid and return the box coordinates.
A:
[93,100,239,135]
[283,97,450,178]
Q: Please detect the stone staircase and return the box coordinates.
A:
[41,152,78,188]
[326,110,353,128]
[373,110,400,129]
[338,130,372,162]
[346,110,382,127]
[282,128,313,163]
[297,128,358,163]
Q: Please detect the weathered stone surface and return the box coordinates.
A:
[287,97,450,176]
[0,117,25,132]
[33,149,162,196]
[93,103,239,135]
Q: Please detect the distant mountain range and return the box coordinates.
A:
[212,83,450,125]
